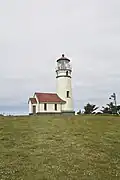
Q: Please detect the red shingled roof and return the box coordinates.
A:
[35,92,66,103]
[29,98,37,104]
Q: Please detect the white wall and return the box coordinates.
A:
[38,103,62,113]
[28,101,37,114]
[56,76,74,112]
[33,94,39,113]
[29,101,62,114]
[29,101,32,114]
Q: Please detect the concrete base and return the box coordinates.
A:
[36,112,62,116]
[61,111,75,116]
[29,111,75,116]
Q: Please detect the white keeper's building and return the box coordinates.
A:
[28,54,75,115]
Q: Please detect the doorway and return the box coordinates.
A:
[33,105,36,114]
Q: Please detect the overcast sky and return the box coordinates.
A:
[0,0,120,114]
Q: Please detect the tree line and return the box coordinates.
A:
[77,102,120,115]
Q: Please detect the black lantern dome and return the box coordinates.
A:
[57,54,70,62]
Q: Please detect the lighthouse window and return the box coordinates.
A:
[66,71,68,76]
[67,91,70,98]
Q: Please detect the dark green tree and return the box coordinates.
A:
[117,105,120,114]
[102,102,120,114]
[84,103,98,114]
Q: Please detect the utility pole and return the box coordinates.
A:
[109,93,117,115]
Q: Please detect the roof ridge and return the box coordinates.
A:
[35,92,57,94]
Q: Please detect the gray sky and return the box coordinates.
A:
[0,0,120,114]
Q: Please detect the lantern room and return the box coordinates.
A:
[56,54,72,78]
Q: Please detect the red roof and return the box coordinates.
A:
[35,92,66,103]
[29,98,37,104]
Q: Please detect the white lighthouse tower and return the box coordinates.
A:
[56,54,75,115]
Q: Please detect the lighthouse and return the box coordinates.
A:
[28,54,75,115]
[56,54,75,115]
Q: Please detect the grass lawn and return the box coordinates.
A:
[0,115,120,180]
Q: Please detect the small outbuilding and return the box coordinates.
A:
[28,92,66,115]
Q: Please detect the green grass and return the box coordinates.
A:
[0,115,120,180]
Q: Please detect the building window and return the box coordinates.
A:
[44,103,47,111]
[67,91,70,98]
[66,71,68,76]
[55,104,57,111]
